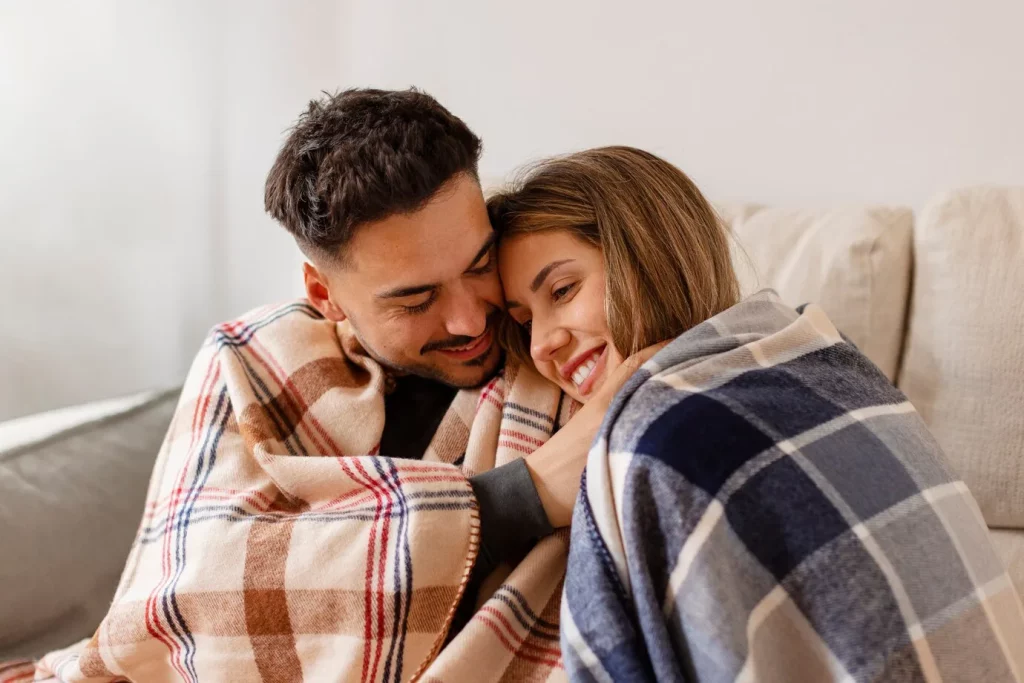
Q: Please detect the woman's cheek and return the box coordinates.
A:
[543,365,565,391]
[579,281,612,332]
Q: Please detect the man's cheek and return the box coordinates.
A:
[491,281,505,307]
[480,272,504,307]
[405,328,432,359]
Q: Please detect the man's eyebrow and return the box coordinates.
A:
[530,260,574,292]
[376,233,497,300]
[377,283,437,300]
[464,232,498,273]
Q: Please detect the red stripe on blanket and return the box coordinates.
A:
[497,440,534,455]
[338,458,381,683]
[476,376,506,412]
[482,394,504,413]
[366,462,464,473]
[145,356,222,681]
[355,458,398,683]
[477,614,562,668]
[145,471,465,520]
[145,487,275,518]
[317,471,466,511]
[337,457,395,683]
[147,486,275,508]
[478,606,563,658]
[499,428,547,448]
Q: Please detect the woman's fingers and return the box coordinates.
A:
[624,340,670,371]
[597,340,670,403]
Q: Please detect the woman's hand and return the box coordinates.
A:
[524,341,669,528]
[589,341,671,413]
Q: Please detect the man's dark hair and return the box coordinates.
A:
[264,88,483,259]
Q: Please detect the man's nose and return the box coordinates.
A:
[443,285,489,339]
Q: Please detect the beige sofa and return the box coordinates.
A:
[721,185,1024,592]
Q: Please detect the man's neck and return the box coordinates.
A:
[379,375,458,461]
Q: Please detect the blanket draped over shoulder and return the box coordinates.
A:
[562,291,1024,683]
[3,301,573,683]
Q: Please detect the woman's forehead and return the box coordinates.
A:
[499,231,603,300]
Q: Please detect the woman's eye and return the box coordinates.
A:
[552,283,576,301]
[521,320,533,333]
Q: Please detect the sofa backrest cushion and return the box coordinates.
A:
[0,389,179,660]
[898,186,1024,527]
[720,203,913,380]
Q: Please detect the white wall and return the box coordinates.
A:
[4,0,1024,418]
[342,0,1024,206]
[0,1,339,419]
[212,1,345,317]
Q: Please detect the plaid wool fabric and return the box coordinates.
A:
[562,291,1024,682]
[2,302,572,683]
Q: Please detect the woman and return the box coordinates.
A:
[489,147,1024,682]
[492,146,737,403]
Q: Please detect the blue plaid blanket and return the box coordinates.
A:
[562,291,1024,682]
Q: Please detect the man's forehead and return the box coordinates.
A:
[351,224,487,272]
[345,227,493,299]
[339,174,491,284]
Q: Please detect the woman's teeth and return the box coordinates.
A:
[571,351,601,387]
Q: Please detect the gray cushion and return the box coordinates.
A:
[0,389,180,660]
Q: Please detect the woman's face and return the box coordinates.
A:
[499,230,624,403]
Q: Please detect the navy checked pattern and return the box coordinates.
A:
[563,293,1024,683]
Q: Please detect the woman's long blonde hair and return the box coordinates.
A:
[487,145,740,364]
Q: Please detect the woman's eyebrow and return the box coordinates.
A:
[530,260,574,292]
[506,300,523,309]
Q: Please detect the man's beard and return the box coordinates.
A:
[351,315,504,389]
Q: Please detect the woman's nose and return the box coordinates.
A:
[530,321,571,364]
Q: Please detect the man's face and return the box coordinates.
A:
[308,173,504,388]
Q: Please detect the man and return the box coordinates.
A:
[263,87,591,631]
[266,89,504,392]
[16,88,598,683]
[264,86,607,536]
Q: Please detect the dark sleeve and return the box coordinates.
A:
[468,458,554,577]
[445,460,554,641]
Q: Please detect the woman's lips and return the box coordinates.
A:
[576,345,609,397]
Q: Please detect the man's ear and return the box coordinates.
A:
[303,262,347,322]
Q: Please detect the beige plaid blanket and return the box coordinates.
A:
[2,301,572,683]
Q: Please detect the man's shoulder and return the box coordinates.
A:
[204,300,327,347]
